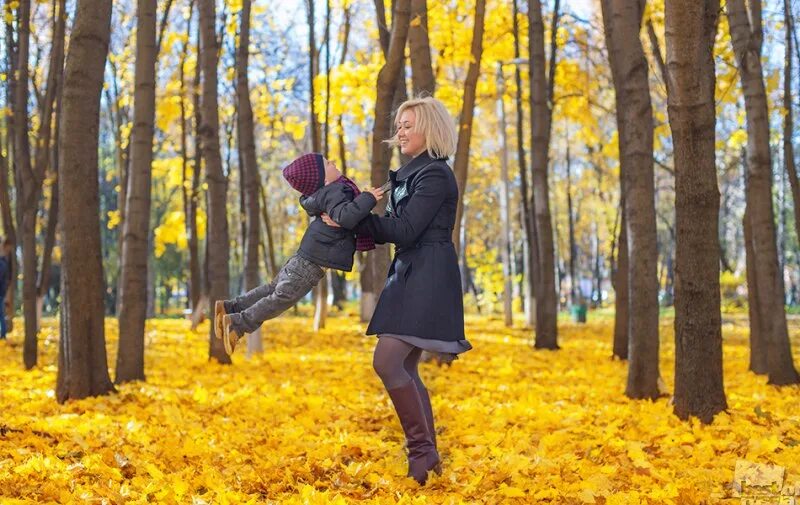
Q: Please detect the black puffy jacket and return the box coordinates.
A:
[298,182,376,271]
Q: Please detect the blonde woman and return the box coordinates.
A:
[323,96,472,484]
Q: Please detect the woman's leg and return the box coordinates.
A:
[403,348,436,449]
[373,336,417,389]
[374,337,439,484]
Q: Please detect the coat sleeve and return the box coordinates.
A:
[356,166,449,245]
[324,188,377,230]
[299,193,324,216]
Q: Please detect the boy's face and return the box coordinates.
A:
[323,159,341,184]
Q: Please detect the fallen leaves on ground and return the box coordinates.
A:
[0,311,799,504]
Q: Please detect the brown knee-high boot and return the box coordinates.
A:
[416,384,436,449]
[386,380,441,484]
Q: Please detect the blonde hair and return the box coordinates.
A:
[385,96,458,158]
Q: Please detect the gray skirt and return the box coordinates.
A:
[378,333,473,363]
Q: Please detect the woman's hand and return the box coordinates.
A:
[366,186,386,200]
[321,213,341,228]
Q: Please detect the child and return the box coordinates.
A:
[214,153,384,354]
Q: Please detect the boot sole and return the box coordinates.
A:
[214,301,225,340]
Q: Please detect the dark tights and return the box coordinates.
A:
[373,336,424,390]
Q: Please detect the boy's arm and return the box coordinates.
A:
[323,187,377,230]
[299,193,323,216]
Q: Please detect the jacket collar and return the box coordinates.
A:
[390,151,448,182]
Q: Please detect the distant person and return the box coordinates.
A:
[0,237,12,340]
[213,153,384,355]
[323,96,472,485]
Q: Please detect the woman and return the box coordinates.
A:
[324,96,472,484]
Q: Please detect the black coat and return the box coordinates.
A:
[356,152,465,342]
[298,183,377,271]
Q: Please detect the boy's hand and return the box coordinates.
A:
[366,186,385,200]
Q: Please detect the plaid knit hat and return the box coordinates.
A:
[282,153,326,196]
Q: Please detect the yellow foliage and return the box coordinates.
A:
[107,210,121,230]
[154,211,188,257]
[1,315,799,503]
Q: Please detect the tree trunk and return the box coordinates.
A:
[363,0,411,322]
[258,182,277,278]
[17,0,65,368]
[189,8,203,311]
[744,208,768,373]
[566,143,577,305]
[513,0,536,328]
[180,0,200,310]
[13,0,36,368]
[728,0,800,385]
[601,0,661,399]
[528,0,560,349]
[408,0,435,96]
[787,0,800,255]
[666,0,727,423]
[37,172,59,320]
[116,0,158,383]
[612,207,629,359]
[452,0,486,252]
[237,0,262,353]
[200,0,231,363]
[332,4,352,310]
[56,0,115,403]
[498,69,513,327]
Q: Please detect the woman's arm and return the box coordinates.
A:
[326,191,378,229]
[356,166,449,245]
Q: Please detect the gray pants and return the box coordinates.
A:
[226,254,325,334]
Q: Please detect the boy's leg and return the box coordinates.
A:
[227,255,324,334]
[225,274,280,313]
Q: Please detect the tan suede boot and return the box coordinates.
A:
[221,314,243,355]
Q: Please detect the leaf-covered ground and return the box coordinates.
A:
[1,311,799,504]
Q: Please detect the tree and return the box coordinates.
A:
[666,0,727,423]
[331,4,352,309]
[14,0,65,369]
[199,0,231,364]
[612,209,629,359]
[189,7,204,314]
[308,0,330,331]
[528,0,560,349]
[600,0,661,399]
[178,0,202,313]
[362,0,411,321]
[728,0,800,385]
[237,0,262,354]
[56,0,115,403]
[452,0,487,255]
[512,0,536,328]
[116,0,158,383]
[786,0,800,262]
[408,0,435,97]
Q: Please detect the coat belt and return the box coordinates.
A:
[396,228,453,253]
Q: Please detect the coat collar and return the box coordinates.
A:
[390,151,448,182]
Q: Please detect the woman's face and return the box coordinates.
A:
[396,109,426,157]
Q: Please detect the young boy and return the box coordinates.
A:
[214,153,384,354]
